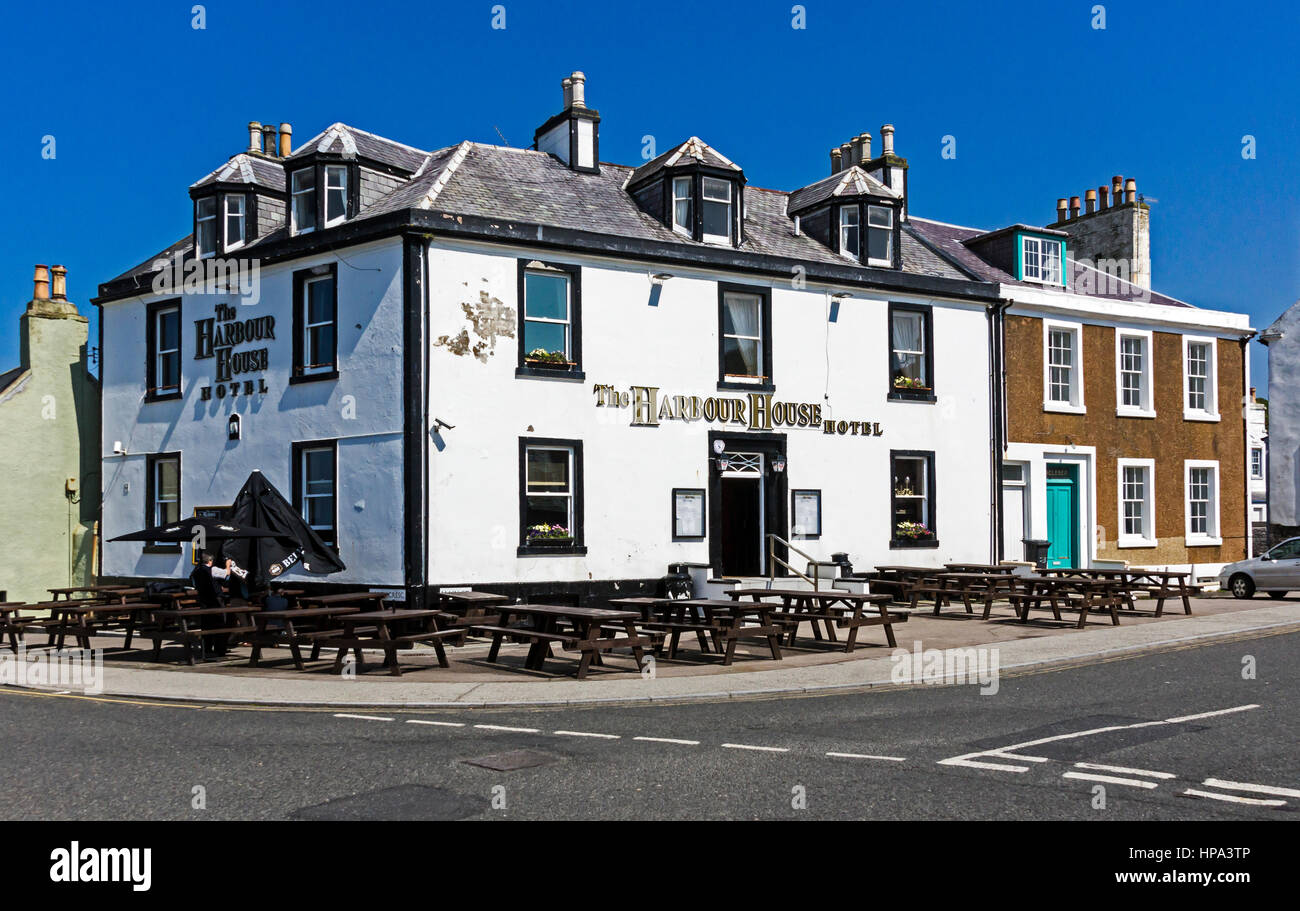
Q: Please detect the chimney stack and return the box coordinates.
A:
[839,142,852,170]
[1124,178,1137,204]
[261,125,278,156]
[278,122,293,157]
[50,265,67,300]
[32,265,50,301]
[248,121,262,153]
[534,70,600,173]
[859,132,872,161]
[1085,189,1097,214]
[849,136,864,167]
[1069,196,1081,219]
[881,124,895,156]
[1056,198,1069,223]
[1098,185,1109,210]
[569,71,586,108]
[830,148,842,173]
[1048,174,1151,291]
[1112,175,1123,204]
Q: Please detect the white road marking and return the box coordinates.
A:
[334,714,393,722]
[633,736,700,746]
[1202,778,1300,799]
[554,730,621,739]
[474,724,540,733]
[1166,704,1259,723]
[938,757,1032,773]
[1182,788,1286,807]
[406,719,465,727]
[722,743,789,753]
[1062,771,1159,789]
[1074,762,1176,779]
[825,752,907,762]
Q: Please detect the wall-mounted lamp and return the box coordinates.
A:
[649,272,675,286]
[112,441,127,455]
[716,456,731,472]
[772,458,787,474]
[227,413,241,441]
[830,292,852,300]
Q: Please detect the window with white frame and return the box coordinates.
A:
[324,165,348,226]
[1183,337,1219,419]
[701,177,733,244]
[298,443,336,548]
[196,197,217,258]
[1185,460,1221,544]
[1118,459,1155,546]
[301,274,336,375]
[671,176,692,236]
[838,206,860,260]
[522,267,572,363]
[1021,235,1063,284]
[721,290,765,381]
[291,168,317,234]
[149,455,180,526]
[224,194,246,250]
[1252,448,1264,480]
[867,205,893,266]
[1116,330,1154,416]
[1044,322,1083,411]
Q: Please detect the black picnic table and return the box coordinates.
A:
[296,591,391,609]
[472,604,650,678]
[149,605,261,665]
[1040,568,1195,616]
[907,573,1020,619]
[943,563,1016,575]
[435,589,511,631]
[248,606,359,670]
[36,600,158,650]
[327,608,462,676]
[726,588,904,650]
[1010,575,1125,628]
[47,585,133,601]
[1,604,41,651]
[646,598,785,664]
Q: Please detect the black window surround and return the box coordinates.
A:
[671,487,707,540]
[291,263,339,384]
[144,452,182,553]
[717,281,774,392]
[288,158,359,236]
[652,165,746,247]
[821,199,902,270]
[145,298,183,403]
[887,301,936,403]
[190,187,260,258]
[518,437,586,555]
[791,488,822,539]
[890,449,938,549]
[292,439,340,553]
[516,258,585,381]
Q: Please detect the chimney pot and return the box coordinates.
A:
[1069,196,1081,218]
[261,125,277,156]
[569,71,586,108]
[1124,178,1137,204]
[561,77,573,109]
[860,132,872,161]
[880,124,895,156]
[1112,175,1124,200]
[50,265,67,300]
[278,122,292,157]
[1098,186,1109,210]
[1056,198,1069,222]
[1085,189,1097,214]
[849,136,864,167]
[830,148,842,174]
[839,143,852,170]
[32,264,50,301]
[248,121,262,153]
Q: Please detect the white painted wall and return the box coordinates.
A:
[99,238,406,585]
[424,239,995,585]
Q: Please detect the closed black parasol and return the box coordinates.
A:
[110,516,280,543]
[220,470,346,588]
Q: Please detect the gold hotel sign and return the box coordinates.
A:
[593,384,883,436]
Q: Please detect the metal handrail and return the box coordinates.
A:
[766,533,819,591]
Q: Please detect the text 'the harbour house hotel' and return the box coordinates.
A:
[94,73,1253,604]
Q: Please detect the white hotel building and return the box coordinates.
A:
[95,73,1006,605]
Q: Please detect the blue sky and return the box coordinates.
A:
[1,0,1295,391]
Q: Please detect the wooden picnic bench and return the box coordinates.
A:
[727,588,905,651]
[943,563,1016,575]
[907,573,1019,619]
[1,604,41,652]
[324,609,462,676]
[435,589,511,634]
[248,606,359,670]
[36,600,159,650]
[869,565,946,603]
[1008,575,1124,628]
[296,591,391,609]
[149,605,260,665]
[646,598,784,664]
[47,585,132,601]
[473,604,650,678]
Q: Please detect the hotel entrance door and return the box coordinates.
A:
[719,453,764,576]
[708,432,788,579]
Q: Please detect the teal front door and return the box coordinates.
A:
[1045,465,1079,569]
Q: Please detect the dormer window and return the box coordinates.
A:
[224,194,246,250]
[1020,234,1064,284]
[838,207,860,260]
[701,177,733,245]
[867,205,894,266]
[672,177,692,237]
[195,197,217,258]
[324,165,348,227]
[291,168,317,234]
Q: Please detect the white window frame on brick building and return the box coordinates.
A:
[1117,458,1156,547]
[1042,319,1085,413]
[1183,335,1219,422]
[1114,328,1155,418]
[1184,459,1222,546]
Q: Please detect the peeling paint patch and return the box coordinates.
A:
[433,290,515,363]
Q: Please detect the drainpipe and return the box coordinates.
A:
[1242,335,1255,559]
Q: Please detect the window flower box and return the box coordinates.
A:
[525,524,573,546]
[892,376,932,392]
[895,521,932,540]
[525,348,576,370]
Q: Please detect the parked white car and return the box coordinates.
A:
[1218,538,1300,599]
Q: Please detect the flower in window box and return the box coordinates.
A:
[895,521,932,540]
[526,523,573,545]
[892,376,931,391]
[525,348,575,368]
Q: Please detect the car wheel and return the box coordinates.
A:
[1268,591,1288,600]
[1230,574,1255,599]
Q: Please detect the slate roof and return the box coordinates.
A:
[786,166,899,214]
[0,365,27,397]
[285,123,430,174]
[908,216,1193,308]
[191,154,286,192]
[627,137,743,187]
